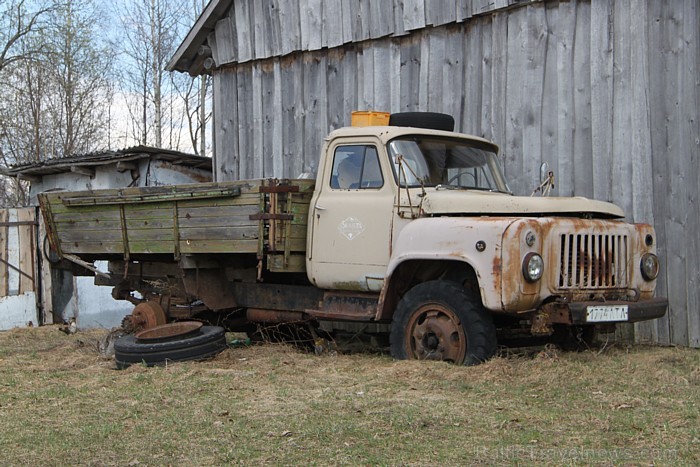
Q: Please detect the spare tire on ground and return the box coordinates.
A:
[114,325,227,369]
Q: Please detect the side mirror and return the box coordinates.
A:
[540,162,550,184]
[531,162,555,197]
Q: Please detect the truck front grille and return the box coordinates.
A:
[557,234,628,289]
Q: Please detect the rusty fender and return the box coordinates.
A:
[380,216,517,314]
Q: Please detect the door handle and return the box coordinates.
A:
[314,204,326,211]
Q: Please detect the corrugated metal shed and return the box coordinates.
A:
[2,146,212,179]
[168,0,700,348]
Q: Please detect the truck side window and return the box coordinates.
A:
[330,145,384,190]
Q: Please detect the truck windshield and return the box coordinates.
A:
[387,136,510,193]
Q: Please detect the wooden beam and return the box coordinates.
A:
[116,161,137,172]
[70,166,95,177]
[17,173,40,183]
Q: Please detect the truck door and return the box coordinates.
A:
[308,142,395,292]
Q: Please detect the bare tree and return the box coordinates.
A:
[117,0,187,149]
[0,0,52,73]
[46,0,114,156]
[0,0,114,207]
[0,0,54,207]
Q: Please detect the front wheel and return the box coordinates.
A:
[390,281,497,365]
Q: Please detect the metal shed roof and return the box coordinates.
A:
[1,146,212,179]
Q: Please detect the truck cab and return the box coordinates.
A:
[307,116,666,364]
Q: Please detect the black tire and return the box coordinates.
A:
[114,325,227,369]
[389,112,455,132]
[390,280,497,365]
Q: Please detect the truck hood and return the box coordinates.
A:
[419,190,625,218]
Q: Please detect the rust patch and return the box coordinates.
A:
[135,321,203,341]
[246,308,305,323]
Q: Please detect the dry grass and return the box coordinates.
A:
[0,326,698,465]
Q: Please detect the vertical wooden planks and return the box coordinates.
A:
[504,7,526,193]
[425,0,457,27]
[358,43,374,110]
[490,11,508,171]
[235,0,254,62]
[521,5,547,188]
[646,0,670,344]
[280,56,305,178]
[272,59,284,177]
[403,0,426,32]
[300,0,323,51]
[278,0,301,55]
[214,15,237,64]
[418,30,431,110]
[213,71,239,181]
[399,34,421,112]
[655,2,687,346]
[682,0,700,348]
[540,3,559,188]
[253,0,266,59]
[370,0,394,39]
[554,0,576,197]
[261,61,275,177]
[611,0,633,217]
[463,21,481,135]
[457,0,472,22]
[237,65,253,178]
[342,47,359,124]
[252,63,265,177]
[355,0,370,41]
[443,26,464,130]
[590,0,614,203]
[38,214,53,324]
[372,40,392,111]
[572,1,593,198]
[303,52,328,174]
[393,0,407,36]
[0,210,7,297]
[340,0,355,44]
[324,0,344,48]
[390,40,402,112]
[326,48,346,130]
[479,17,492,140]
[629,0,653,223]
[6,210,19,295]
[17,208,35,296]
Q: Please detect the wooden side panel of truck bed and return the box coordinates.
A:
[38,180,314,272]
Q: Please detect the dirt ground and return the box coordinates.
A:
[0,325,698,465]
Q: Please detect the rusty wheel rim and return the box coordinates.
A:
[135,321,203,342]
[405,303,467,363]
[131,301,167,329]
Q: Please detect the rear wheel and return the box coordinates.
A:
[390,281,497,365]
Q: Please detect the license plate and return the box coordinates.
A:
[586,305,629,322]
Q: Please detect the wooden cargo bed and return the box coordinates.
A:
[38,179,314,273]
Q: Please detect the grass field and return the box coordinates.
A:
[0,326,698,465]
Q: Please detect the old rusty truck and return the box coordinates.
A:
[39,112,667,365]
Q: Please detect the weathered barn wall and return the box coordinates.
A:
[206,0,699,347]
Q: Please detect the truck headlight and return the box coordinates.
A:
[523,252,544,282]
[640,253,659,281]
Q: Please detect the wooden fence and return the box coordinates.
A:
[0,208,39,329]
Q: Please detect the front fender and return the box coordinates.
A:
[382,217,517,312]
